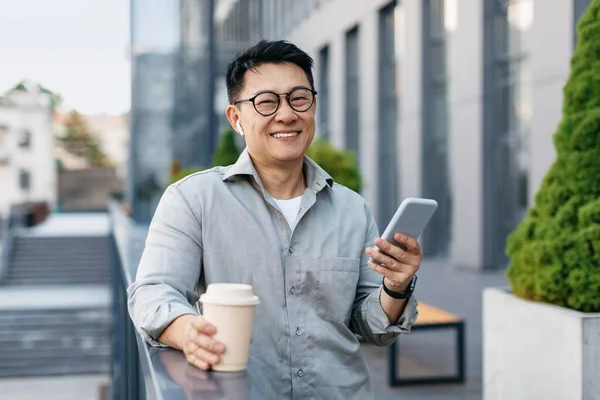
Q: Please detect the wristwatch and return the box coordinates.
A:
[382,275,417,299]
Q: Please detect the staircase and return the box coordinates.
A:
[0,213,113,378]
[0,305,111,378]
[5,236,111,285]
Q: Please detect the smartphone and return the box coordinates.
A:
[371,197,438,260]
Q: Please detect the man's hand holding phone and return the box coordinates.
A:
[366,233,422,291]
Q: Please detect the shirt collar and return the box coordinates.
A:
[223,148,334,191]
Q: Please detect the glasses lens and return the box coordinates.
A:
[289,88,314,112]
[254,92,279,115]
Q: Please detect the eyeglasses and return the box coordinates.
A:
[233,87,317,117]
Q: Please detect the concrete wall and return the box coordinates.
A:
[483,287,599,400]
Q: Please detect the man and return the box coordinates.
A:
[128,39,421,399]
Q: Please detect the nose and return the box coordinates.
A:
[274,96,298,124]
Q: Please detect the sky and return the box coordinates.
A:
[0,0,130,115]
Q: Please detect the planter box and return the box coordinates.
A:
[483,287,600,400]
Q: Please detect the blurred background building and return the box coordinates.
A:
[0,86,57,216]
[128,0,592,270]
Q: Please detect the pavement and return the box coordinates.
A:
[0,284,110,311]
[367,257,509,400]
[0,374,109,400]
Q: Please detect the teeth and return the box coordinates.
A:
[272,132,299,138]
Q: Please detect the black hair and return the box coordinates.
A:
[226,39,315,104]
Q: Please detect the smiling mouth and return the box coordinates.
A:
[271,132,300,139]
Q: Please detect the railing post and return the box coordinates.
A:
[109,207,145,400]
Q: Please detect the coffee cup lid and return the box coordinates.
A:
[199,283,260,306]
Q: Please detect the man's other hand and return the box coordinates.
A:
[159,314,226,371]
[182,315,226,370]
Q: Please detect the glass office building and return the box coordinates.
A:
[129,0,217,223]
[128,0,591,268]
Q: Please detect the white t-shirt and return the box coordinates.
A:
[274,195,302,229]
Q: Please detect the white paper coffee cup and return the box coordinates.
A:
[199,283,260,372]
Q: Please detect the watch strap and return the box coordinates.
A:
[382,275,417,299]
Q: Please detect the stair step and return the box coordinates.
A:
[8,270,109,278]
[5,278,110,285]
[0,356,110,378]
[0,342,110,358]
[0,307,110,319]
[0,328,110,342]
[12,259,109,264]
[12,252,109,258]
[0,319,111,330]
[9,265,109,270]
[10,258,109,265]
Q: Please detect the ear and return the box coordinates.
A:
[225,105,241,134]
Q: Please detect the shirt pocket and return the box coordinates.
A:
[316,256,360,325]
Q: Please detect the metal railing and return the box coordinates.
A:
[0,215,11,284]
[109,200,257,400]
[0,204,27,284]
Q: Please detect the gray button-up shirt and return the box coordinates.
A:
[128,149,418,400]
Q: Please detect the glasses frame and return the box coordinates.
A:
[233,87,318,117]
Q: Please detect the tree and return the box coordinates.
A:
[505,0,600,313]
[10,80,62,111]
[38,84,63,111]
[170,128,242,184]
[58,110,109,168]
[212,128,242,167]
[305,137,362,193]
[169,131,363,194]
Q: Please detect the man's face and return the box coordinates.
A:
[227,62,316,166]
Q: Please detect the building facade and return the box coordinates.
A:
[215,0,591,269]
[128,0,218,222]
[130,0,591,268]
[0,88,57,217]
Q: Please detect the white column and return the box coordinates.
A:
[529,0,574,203]
[448,0,485,269]
[398,0,423,199]
[329,32,345,149]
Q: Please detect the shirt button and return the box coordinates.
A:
[296,328,302,336]
[290,287,295,294]
[288,246,294,254]
[297,369,304,377]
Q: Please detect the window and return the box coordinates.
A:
[483,0,533,267]
[421,0,452,256]
[574,0,592,47]
[318,45,331,140]
[18,129,31,148]
[19,170,30,190]
[344,26,360,161]
[378,1,403,227]
[0,125,8,163]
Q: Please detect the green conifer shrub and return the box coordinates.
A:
[505,0,600,312]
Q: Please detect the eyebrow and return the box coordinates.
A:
[250,85,311,98]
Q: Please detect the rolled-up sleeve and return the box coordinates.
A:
[349,204,419,346]
[127,184,203,346]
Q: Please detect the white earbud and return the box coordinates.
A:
[236,121,245,136]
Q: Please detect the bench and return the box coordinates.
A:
[388,303,466,386]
